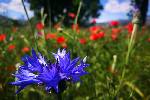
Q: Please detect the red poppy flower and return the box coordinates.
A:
[57,36,66,44]
[112,28,121,35]
[8,44,16,51]
[109,21,119,27]
[0,34,6,42]
[22,47,30,53]
[36,22,44,31]
[125,23,133,34]
[46,33,57,40]
[90,33,99,41]
[111,33,118,41]
[97,32,105,38]
[89,26,102,34]
[79,38,87,44]
[68,12,76,18]
[72,24,80,33]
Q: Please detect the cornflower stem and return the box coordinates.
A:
[57,93,62,100]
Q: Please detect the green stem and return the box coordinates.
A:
[125,24,138,65]
[74,1,83,25]
[57,93,62,100]
[21,0,38,50]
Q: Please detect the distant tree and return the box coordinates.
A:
[27,0,103,26]
[131,0,149,25]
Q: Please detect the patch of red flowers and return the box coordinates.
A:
[89,26,103,34]
[0,34,6,42]
[36,22,44,31]
[22,47,30,53]
[79,38,87,44]
[68,12,76,19]
[90,32,105,41]
[57,36,66,44]
[46,33,57,40]
[109,21,120,27]
[8,44,16,52]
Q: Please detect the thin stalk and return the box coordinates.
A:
[21,0,38,50]
[125,24,138,64]
[114,18,140,97]
[74,1,82,25]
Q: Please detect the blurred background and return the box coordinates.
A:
[0,0,150,26]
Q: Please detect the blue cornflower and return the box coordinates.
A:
[10,49,61,94]
[10,68,41,94]
[37,63,61,92]
[53,49,89,82]
[10,49,89,94]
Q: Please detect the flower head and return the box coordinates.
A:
[10,49,89,94]
[0,34,6,42]
[52,49,89,82]
[10,68,41,94]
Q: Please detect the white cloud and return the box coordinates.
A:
[105,0,131,13]
[0,0,34,20]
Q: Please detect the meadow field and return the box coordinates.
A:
[0,19,150,100]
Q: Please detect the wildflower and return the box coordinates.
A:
[109,21,119,27]
[0,34,6,42]
[10,68,42,94]
[111,28,121,35]
[89,26,100,34]
[46,33,57,40]
[89,32,104,41]
[57,36,66,44]
[36,22,44,31]
[52,49,89,82]
[37,63,61,92]
[79,38,87,45]
[8,44,16,52]
[68,12,76,19]
[10,49,89,93]
[111,33,118,41]
[125,23,133,34]
[72,24,80,33]
[97,32,105,38]
[90,33,99,41]
[22,47,30,53]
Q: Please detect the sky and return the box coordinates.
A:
[0,0,150,22]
